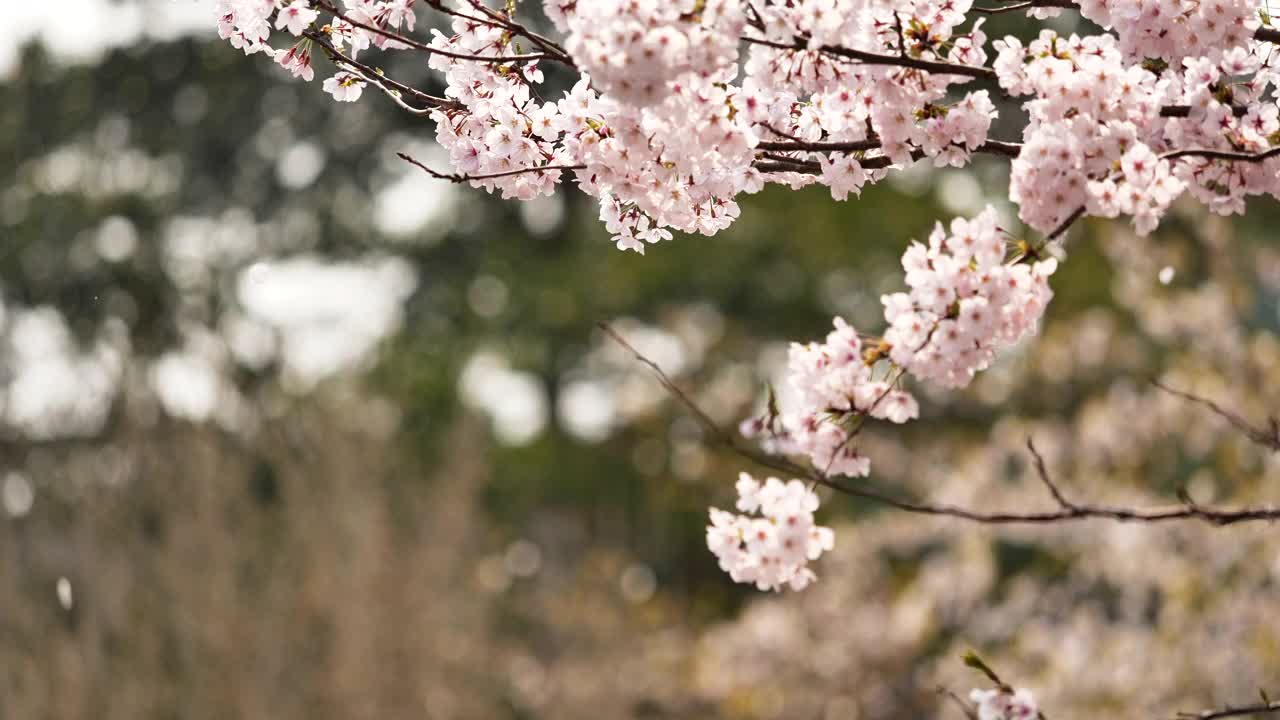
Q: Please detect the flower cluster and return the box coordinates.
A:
[322,71,366,102]
[995,31,1167,234]
[427,18,567,200]
[705,473,835,592]
[1086,142,1185,234]
[744,1,996,168]
[561,73,761,252]
[742,316,919,478]
[215,0,1280,248]
[883,206,1057,388]
[969,688,1040,720]
[731,205,1054,588]
[1161,53,1280,218]
[1075,0,1258,63]
[557,0,745,107]
[215,0,275,55]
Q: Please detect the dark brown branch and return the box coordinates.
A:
[1176,699,1280,719]
[1151,380,1280,451]
[742,35,997,81]
[1046,206,1086,242]
[752,160,820,175]
[755,138,1023,158]
[760,152,822,171]
[1162,147,1280,163]
[756,138,882,153]
[601,322,1280,527]
[1160,105,1249,118]
[398,152,584,183]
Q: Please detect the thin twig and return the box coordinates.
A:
[1151,380,1280,451]
[398,152,584,183]
[1176,699,1280,719]
[600,323,1280,527]
[937,686,980,720]
[307,31,456,112]
[972,0,1075,13]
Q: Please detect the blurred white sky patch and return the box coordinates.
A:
[375,171,459,239]
[373,138,460,242]
[3,0,213,78]
[236,255,418,391]
[459,352,548,446]
[2,307,124,440]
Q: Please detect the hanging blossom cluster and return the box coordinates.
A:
[732,205,1053,590]
[740,316,919,479]
[213,0,1280,249]
[884,207,1057,388]
[550,0,746,107]
[211,0,1280,591]
[427,18,567,200]
[1075,0,1258,63]
[998,29,1280,235]
[706,473,836,592]
[741,206,1052,475]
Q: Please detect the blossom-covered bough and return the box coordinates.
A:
[214,0,1280,714]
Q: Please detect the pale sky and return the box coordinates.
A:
[4,0,214,78]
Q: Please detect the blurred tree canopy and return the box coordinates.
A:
[4,20,1280,720]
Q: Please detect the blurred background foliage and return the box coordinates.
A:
[4,4,1280,719]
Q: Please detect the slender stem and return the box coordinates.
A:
[1177,700,1280,719]
[600,323,1280,527]
[398,152,584,183]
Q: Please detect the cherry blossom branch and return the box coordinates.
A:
[397,152,584,183]
[1161,147,1280,163]
[755,138,883,153]
[741,35,998,81]
[307,31,456,112]
[1159,105,1249,118]
[310,0,563,64]
[752,141,1019,178]
[1175,699,1280,719]
[600,322,1280,527]
[450,0,575,65]
[1151,380,1280,451]
[755,138,1023,158]
[970,0,1280,45]
[758,139,1280,168]
[745,23,1254,121]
